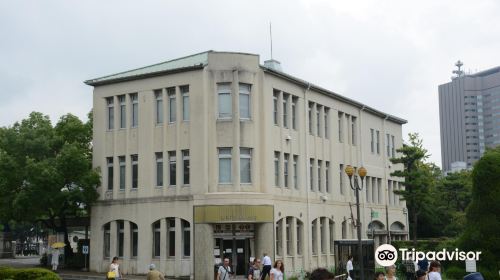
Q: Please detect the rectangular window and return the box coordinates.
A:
[183,150,190,185]
[325,161,330,193]
[293,155,298,189]
[318,160,322,192]
[130,93,138,127]
[329,220,334,253]
[276,222,282,256]
[339,164,344,195]
[119,156,125,190]
[292,97,298,130]
[182,220,190,257]
[386,133,391,157]
[378,178,382,204]
[239,83,251,119]
[310,159,314,191]
[391,135,395,158]
[119,95,126,128]
[376,130,380,154]
[320,219,326,254]
[309,102,314,134]
[168,219,175,257]
[273,90,279,125]
[284,153,289,188]
[169,151,176,186]
[153,221,160,257]
[370,129,375,153]
[286,218,291,255]
[117,220,124,257]
[283,94,289,128]
[131,224,138,257]
[168,87,176,123]
[131,154,138,189]
[155,90,163,124]
[181,85,189,121]
[312,222,317,255]
[274,152,280,186]
[316,105,321,137]
[218,83,232,119]
[218,148,232,183]
[107,157,113,190]
[156,152,163,187]
[338,112,343,142]
[297,222,303,255]
[351,116,357,145]
[324,108,329,139]
[240,148,251,184]
[106,97,114,130]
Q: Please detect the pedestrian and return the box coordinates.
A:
[415,270,426,280]
[385,265,398,280]
[146,264,165,280]
[417,258,428,272]
[270,260,284,280]
[346,255,354,280]
[310,268,335,280]
[217,258,233,280]
[427,261,442,280]
[51,247,60,271]
[247,258,261,280]
[374,272,385,280]
[261,252,272,280]
[402,259,417,280]
[108,257,121,280]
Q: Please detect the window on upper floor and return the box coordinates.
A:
[167,87,176,123]
[273,90,279,125]
[292,97,298,130]
[155,152,163,187]
[239,83,251,119]
[181,85,190,121]
[118,95,126,128]
[218,148,232,183]
[283,94,289,128]
[169,151,176,186]
[218,83,232,119]
[240,148,252,184]
[182,150,190,185]
[106,97,114,130]
[130,93,138,127]
[131,154,138,189]
[154,90,163,124]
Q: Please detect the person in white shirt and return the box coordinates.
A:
[109,257,121,280]
[427,261,442,280]
[270,260,284,280]
[346,255,354,280]
[385,265,398,280]
[261,253,272,280]
[51,248,60,271]
[217,258,232,280]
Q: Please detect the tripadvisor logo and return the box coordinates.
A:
[375,244,482,266]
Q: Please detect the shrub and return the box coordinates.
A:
[0,267,60,280]
[443,265,465,280]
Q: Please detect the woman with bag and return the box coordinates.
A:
[108,257,121,280]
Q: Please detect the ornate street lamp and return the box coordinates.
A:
[345,165,367,280]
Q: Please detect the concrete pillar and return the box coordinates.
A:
[123,221,131,273]
[160,219,167,273]
[255,223,274,261]
[174,218,182,277]
[325,218,331,267]
[315,218,321,267]
[109,221,117,260]
[194,223,214,279]
[281,218,287,258]
[138,220,152,274]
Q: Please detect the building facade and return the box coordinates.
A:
[439,65,500,172]
[86,51,408,278]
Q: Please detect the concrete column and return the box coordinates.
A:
[281,218,287,257]
[194,223,214,279]
[160,218,167,273]
[324,218,331,266]
[123,221,131,270]
[255,222,274,261]
[174,218,182,277]
[291,217,298,271]
[110,221,117,259]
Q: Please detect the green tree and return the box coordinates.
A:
[390,133,438,245]
[460,147,500,277]
[0,112,99,256]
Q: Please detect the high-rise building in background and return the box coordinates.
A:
[439,61,500,172]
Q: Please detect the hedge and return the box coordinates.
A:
[0,266,61,280]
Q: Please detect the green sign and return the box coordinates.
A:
[371,211,379,218]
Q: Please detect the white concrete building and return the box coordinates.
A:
[85,51,408,278]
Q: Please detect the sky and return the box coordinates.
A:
[1,0,500,167]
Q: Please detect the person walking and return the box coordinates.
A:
[270,260,284,280]
[108,257,121,280]
[51,248,60,271]
[217,258,233,280]
[261,253,272,280]
[146,264,165,280]
[346,255,354,280]
[247,258,261,280]
[415,270,426,280]
[427,261,442,280]
[385,265,398,280]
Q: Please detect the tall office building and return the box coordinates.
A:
[439,62,500,172]
[85,51,408,278]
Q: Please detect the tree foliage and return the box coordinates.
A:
[0,112,99,256]
[459,146,500,276]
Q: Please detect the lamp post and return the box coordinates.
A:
[345,165,367,280]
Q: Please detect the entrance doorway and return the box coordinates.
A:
[214,224,255,276]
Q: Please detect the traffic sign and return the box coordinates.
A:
[82,245,89,255]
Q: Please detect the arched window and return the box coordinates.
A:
[103,223,110,258]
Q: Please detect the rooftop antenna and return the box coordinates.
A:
[451,60,464,80]
[269,21,273,60]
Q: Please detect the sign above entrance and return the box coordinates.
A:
[194,205,274,223]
